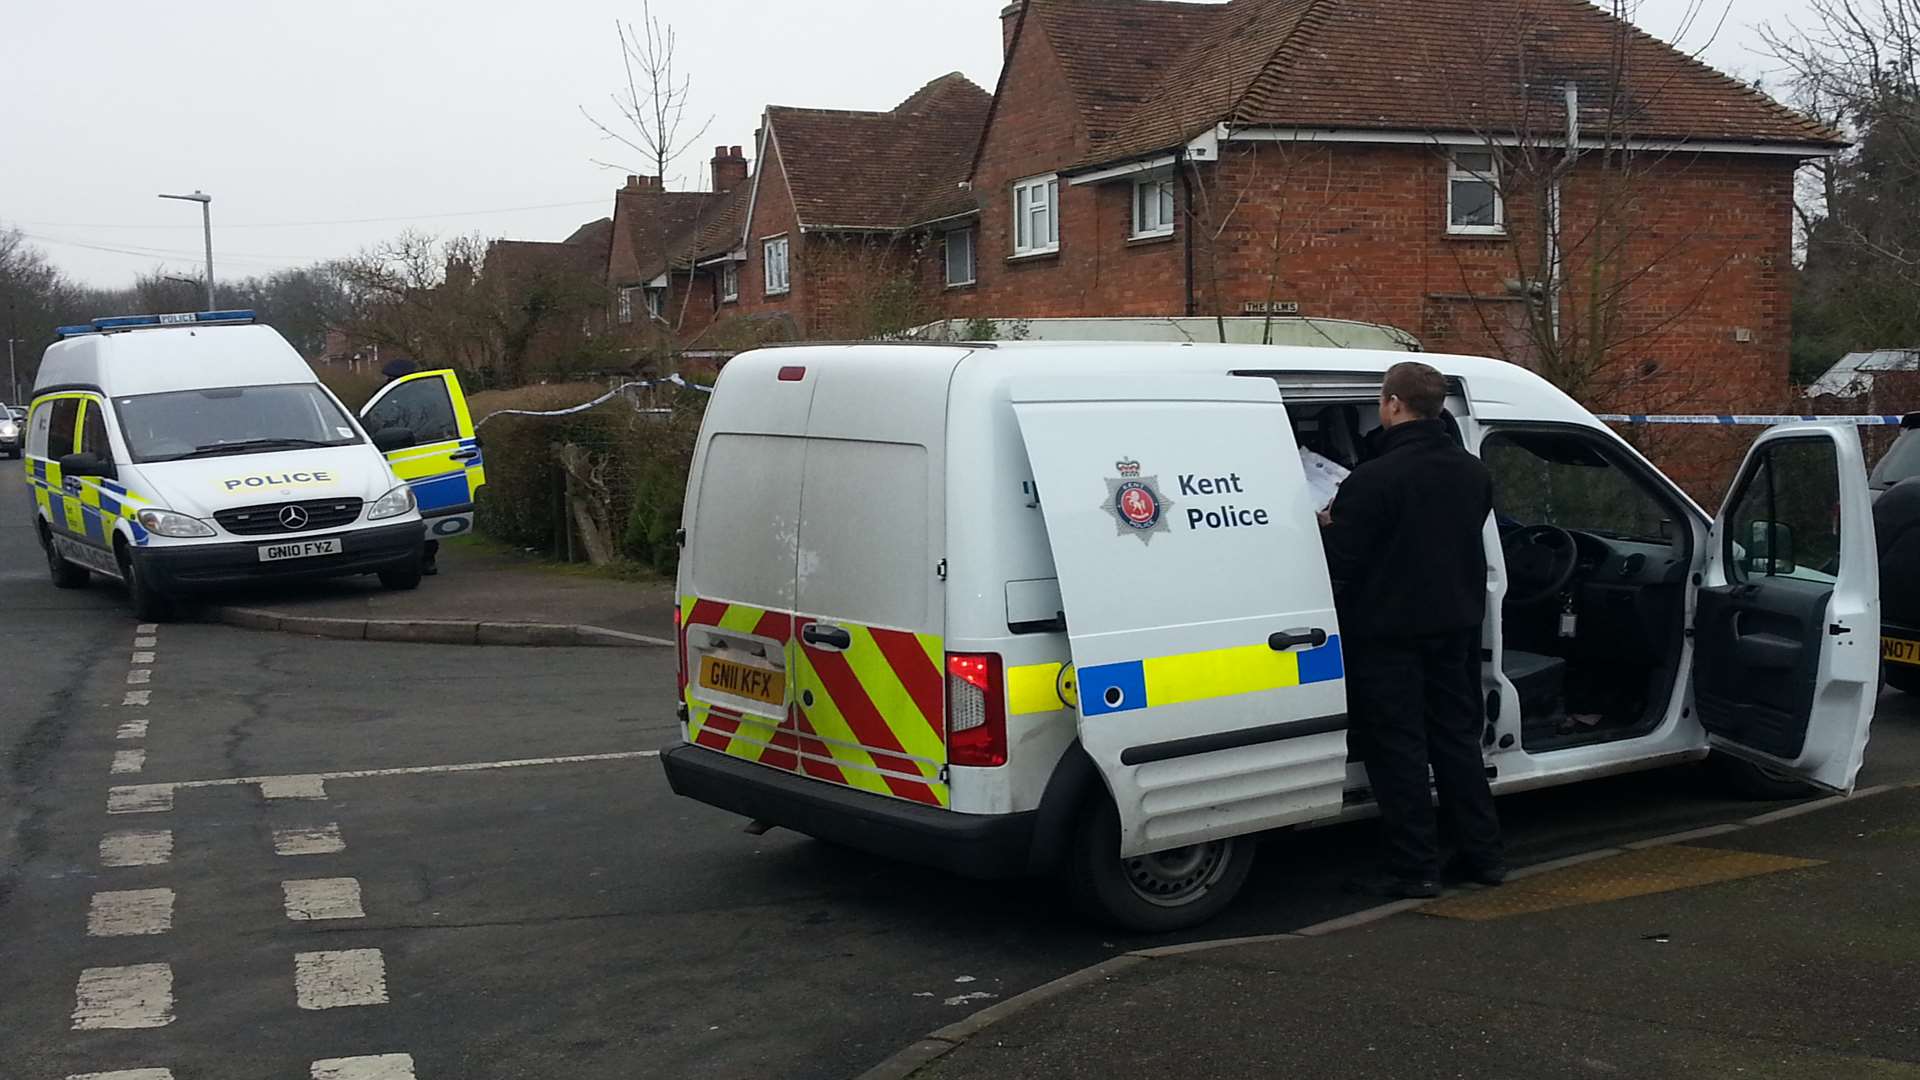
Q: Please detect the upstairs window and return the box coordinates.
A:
[617,286,638,325]
[646,288,665,321]
[1013,175,1059,256]
[1448,149,1504,235]
[945,228,976,287]
[764,236,791,296]
[721,261,740,302]
[1132,176,1175,238]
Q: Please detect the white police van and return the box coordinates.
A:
[661,342,1881,930]
[26,310,485,620]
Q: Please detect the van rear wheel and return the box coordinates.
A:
[1064,797,1255,932]
[44,527,89,589]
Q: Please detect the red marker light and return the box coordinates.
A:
[778,366,807,382]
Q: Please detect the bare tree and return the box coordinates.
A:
[582,2,714,185]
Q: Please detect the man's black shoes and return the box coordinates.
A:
[1342,871,1442,899]
[1443,857,1508,887]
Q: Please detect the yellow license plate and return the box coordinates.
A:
[1884,637,1920,667]
[699,655,786,706]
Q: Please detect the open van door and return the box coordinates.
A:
[1692,423,1879,793]
[359,370,486,539]
[1012,375,1348,858]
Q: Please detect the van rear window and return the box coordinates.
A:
[690,434,806,613]
[797,439,928,630]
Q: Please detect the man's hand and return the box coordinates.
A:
[1317,508,1333,527]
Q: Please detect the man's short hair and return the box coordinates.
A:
[1382,361,1447,419]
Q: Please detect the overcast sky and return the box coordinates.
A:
[1,0,1819,287]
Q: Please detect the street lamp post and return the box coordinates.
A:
[157,190,215,309]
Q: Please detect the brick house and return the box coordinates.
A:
[476,217,613,379]
[971,0,1845,430]
[704,73,992,340]
[603,148,750,363]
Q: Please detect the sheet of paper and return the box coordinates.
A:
[1299,447,1350,511]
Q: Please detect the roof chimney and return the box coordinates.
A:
[623,175,660,192]
[712,144,749,194]
[1001,1,1024,56]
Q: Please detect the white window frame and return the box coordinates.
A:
[617,286,638,325]
[645,287,665,322]
[1012,174,1060,256]
[1447,149,1505,236]
[764,235,791,296]
[945,227,976,287]
[1131,176,1176,238]
[720,261,739,303]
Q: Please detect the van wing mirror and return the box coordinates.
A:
[1745,519,1796,575]
[58,451,115,480]
[372,427,417,453]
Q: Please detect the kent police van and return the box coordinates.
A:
[661,343,1881,930]
[25,310,486,620]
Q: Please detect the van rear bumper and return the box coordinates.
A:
[134,522,425,591]
[661,742,1036,879]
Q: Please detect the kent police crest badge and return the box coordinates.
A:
[1104,458,1173,543]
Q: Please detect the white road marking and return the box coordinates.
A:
[134,635,157,649]
[125,669,151,686]
[88,889,175,937]
[117,718,149,740]
[261,776,328,800]
[311,1055,416,1080]
[295,949,388,1010]
[150,751,664,800]
[274,824,346,856]
[131,651,156,665]
[111,749,147,775]
[107,785,174,815]
[135,623,159,634]
[121,691,151,708]
[69,1071,174,1080]
[100,829,173,867]
[283,878,366,921]
[72,963,174,1029]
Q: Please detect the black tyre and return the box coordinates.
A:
[116,543,173,623]
[1886,665,1920,696]
[378,566,423,591]
[44,527,89,589]
[1708,751,1815,800]
[1063,796,1256,932]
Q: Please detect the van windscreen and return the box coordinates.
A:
[116,383,362,463]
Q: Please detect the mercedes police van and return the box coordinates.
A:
[25,310,486,620]
[661,342,1881,931]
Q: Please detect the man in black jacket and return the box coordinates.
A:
[1320,361,1504,897]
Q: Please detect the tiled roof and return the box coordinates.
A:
[616,188,727,284]
[485,218,612,286]
[767,72,992,231]
[1015,0,1847,169]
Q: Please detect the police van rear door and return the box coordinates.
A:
[358,370,485,540]
[1012,375,1348,858]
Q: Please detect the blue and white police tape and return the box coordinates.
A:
[475,375,714,428]
[1595,414,1907,426]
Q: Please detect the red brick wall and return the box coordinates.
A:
[732,133,806,330]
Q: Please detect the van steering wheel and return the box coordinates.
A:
[1502,524,1580,607]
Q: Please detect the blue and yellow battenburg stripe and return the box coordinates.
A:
[25,456,153,547]
[1009,637,1344,718]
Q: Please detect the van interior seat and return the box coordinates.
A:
[1501,648,1568,730]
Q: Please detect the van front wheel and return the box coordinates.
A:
[1064,797,1256,933]
[116,544,173,623]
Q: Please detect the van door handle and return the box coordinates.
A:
[1269,628,1329,651]
[802,624,853,651]
[450,449,480,462]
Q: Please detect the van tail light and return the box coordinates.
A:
[673,606,689,700]
[946,652,1007,767]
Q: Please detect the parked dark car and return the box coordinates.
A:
[1878,473,1920,694]
[1870,413,1920,499]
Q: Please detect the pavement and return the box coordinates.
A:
[5,462,1920,1079]
[194,537,679,646]
[905,787,1920,1080]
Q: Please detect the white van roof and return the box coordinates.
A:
[741,341,1601,430]
[34,323,316,399]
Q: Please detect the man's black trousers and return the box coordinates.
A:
[1345,630,1503,880]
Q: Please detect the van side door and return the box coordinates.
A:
[359,370,485,539]
[1012,375,1347,858]
[1691,423,1879,792]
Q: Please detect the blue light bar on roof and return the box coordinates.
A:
[57,310,258,338]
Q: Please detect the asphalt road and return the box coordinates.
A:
[3,463,1917,1079]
